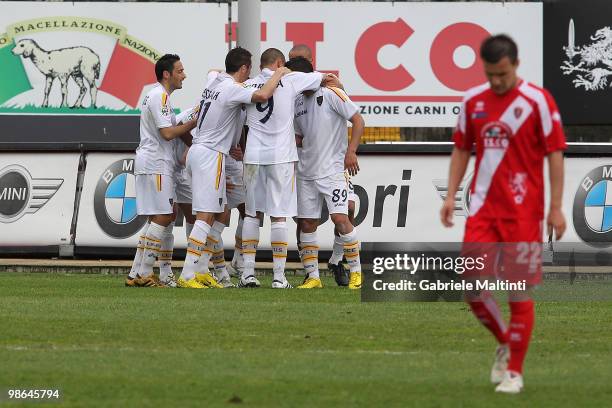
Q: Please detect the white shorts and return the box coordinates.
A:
[297,173,349,219]
[226,156,244,209]
[244,162,297,217]
[345,171,357,202]
[227,184,245,209]
[226,156,243,184]
[187,144,226,213]
[135,173,176,215]
[175,170,192,204]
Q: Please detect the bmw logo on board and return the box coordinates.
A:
[94,159,146,238]
[573,165,612,248]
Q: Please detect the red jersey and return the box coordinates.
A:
[453,80,566,220]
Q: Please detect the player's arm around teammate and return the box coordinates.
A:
[177,48,289,288]
[298,109,364,289]
[191,68,286,232]
[285,57,365,289]
[128,54,195,287]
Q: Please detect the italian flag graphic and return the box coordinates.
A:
[100,34,157,108]
[0,35,32,105]
[0,17,159,110]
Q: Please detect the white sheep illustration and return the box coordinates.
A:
[11,39,100,109]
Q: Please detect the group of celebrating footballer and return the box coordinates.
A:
[125,32,570,394]
[126,44,364,290]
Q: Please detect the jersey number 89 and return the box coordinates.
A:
[332,188,347,203]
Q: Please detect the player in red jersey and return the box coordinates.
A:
[440,35,567,394]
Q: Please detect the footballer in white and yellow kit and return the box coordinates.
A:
[177,47,288,288]
[240,48,335,289]
[127,54,195,288]
[288,56,365,289]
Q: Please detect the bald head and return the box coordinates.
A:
[260,48,286,69]
[288,44,313,63]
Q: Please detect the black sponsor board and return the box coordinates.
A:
[544,0,612,125]
[0,115,139,150]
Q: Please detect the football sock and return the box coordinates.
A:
[199,233,216,274]
[232,216,244,269]
[340,228,361,273]
[129,222,149,279]
[180,220,210,281]
[299,231,319,279]
[210,221,229,280]
[271,221,288,282]
[158,222,175,281]
[185,222,194,240]
[329,233,344,265]
[241,216,260,278]
[468,292,508,344]
[507,300,535,374]
[138,222,165,278]
[297,241,304,264]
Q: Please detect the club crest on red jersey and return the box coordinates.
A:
[481,121,512,149]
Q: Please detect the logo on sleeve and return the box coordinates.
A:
[161,93,170,115]
[514,107,523,119]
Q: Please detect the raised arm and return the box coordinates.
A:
[251,67,290,103]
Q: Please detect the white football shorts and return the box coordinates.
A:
[174,169,192,204]
[187,144,226,213]
[244,162,297,217]
[135,173,176,215]
[226,156,244,209]
[297,172,349,219]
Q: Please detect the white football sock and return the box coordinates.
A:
[241,216,260,278]
[180,220,210,281]
[231,216,244,268]
[185,221,194,240]
[329,234,344,265]
[159,222,175,281]
[210,221,229,279]
[340,228,361,274]
[138,222,165,278]
[300,231,319,279]
[271,221,288,282]
[129,222,149,279]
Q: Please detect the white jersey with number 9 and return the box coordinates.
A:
[244,68,323,165]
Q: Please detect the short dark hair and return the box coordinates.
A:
[225,47,252,74]
[155,54,180,81]
[260,48,285,67]
[285,57,313,73]
[288,44,313,61]
[480,34,518,64]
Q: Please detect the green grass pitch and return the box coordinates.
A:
[0,273,610,407]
